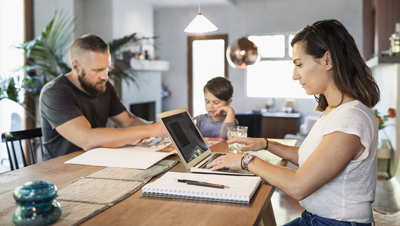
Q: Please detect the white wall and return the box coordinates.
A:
[74,0,113,42]
[34,0,74,37]
[34,0,74,65]
[112,0,154,57]
[154,0,363,121]
[35,0,155,63]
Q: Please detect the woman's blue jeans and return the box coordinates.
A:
[283,210,373,226]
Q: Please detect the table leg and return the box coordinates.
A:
[262,201,276,226]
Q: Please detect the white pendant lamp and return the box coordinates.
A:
[184,0,217,33]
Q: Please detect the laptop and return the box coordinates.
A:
[157,108,254,175]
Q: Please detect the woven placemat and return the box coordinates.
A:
[0,159,178,226]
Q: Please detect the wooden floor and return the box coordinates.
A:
[271,190,304,225]
[372,178,400,213]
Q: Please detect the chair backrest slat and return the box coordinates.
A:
[4,141,15,171]
[18,140,27,167]
[10,141,19,170]
[1,128,43,171]
[39,138,44,157]
[28,139,36,164]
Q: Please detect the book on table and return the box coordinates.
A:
[142,172,262,204]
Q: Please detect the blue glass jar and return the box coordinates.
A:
[13,181,62,226]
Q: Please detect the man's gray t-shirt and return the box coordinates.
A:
[39,75,127,158]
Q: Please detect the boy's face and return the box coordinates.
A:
[204,90,230,116]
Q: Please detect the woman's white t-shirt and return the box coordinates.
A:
[298,100,378,223]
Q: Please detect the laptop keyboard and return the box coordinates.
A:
[198,153,227,170]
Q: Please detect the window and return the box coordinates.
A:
[246,34,312,99]
[0,0,25,172]
[0,0,24,79]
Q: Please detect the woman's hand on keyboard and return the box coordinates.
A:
[207,154,243,171]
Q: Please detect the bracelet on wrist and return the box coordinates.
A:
[241,155,245,170]
[264,138,269,150]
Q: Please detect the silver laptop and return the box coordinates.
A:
[157,108,253,175]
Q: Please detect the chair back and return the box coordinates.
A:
[1,128,43,171]
[235,113,263,138]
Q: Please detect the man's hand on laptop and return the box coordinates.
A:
[148,122,167,137]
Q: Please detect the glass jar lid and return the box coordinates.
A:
[13,181,58,204]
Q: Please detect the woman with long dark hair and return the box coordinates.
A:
[208,20,380,226]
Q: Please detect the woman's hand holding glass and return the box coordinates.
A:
[207,137,267,171]
[227,137,267,152]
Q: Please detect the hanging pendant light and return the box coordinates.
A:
[184,0,217,33]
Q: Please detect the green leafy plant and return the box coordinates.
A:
[0,75,41,123]
[17,11,74,85]
[0,77,19,103]
[108,33,156,85]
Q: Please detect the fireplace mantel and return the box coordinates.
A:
[130,59,169,71]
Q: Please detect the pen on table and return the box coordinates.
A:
[174,179,230,189]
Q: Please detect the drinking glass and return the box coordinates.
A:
[227,126,248,153]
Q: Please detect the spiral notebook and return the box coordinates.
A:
[142,172,262,204]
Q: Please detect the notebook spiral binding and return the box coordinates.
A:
[142,191,249,204]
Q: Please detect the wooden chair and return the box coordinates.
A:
[1,128,44,171]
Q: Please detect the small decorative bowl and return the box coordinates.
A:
[13,181,62,226]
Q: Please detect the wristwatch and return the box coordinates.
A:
[241,153,256,170]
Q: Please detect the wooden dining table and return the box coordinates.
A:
[0,140,285,226]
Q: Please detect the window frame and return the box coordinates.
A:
[24,0,35,130]
[249,32,294,62]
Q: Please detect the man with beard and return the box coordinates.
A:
[39,34,166,159]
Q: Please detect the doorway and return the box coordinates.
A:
[188,34,228,117]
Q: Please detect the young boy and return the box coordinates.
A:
[193,77,238,139]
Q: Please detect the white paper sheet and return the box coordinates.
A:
[64,145,175,169]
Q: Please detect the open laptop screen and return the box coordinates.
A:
[160,112,208,163]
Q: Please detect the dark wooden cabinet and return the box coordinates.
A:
[261,112,301,139]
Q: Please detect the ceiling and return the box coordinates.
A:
[145,0,236,8]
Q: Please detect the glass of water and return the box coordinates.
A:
[227,126,248,153]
